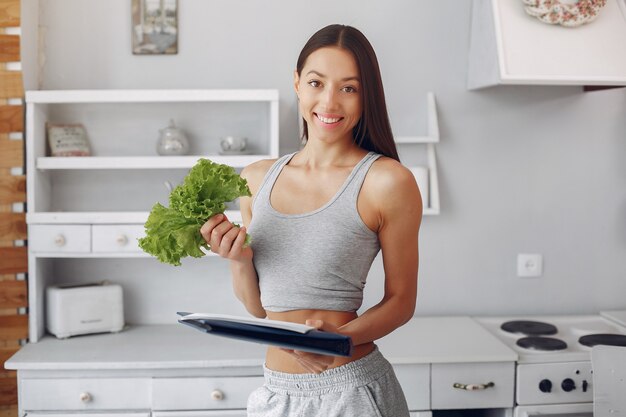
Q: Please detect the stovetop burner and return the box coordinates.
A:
[501,320,558,336]
[578,333,626,347]
[517,336,568,351]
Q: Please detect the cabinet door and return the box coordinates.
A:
[394,364,430,411]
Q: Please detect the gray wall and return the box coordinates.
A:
[32,0,626,316]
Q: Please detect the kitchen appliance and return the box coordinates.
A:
[46,282,124,339]
[473,314,626,417]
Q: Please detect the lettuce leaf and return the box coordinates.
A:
[138,158,251,266]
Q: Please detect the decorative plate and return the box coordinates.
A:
[522,0,607,27]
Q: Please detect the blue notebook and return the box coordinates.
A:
[177,312,353,357]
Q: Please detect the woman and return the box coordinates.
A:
[200,24,422,417]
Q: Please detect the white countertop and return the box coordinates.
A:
[601,310,626,327]
[377,316,517,364]
[5,316,517,371]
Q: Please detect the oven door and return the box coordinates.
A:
[514,403,592,417]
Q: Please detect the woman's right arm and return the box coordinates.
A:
[199,163,269,318]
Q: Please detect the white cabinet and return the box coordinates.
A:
[25,89,280,342]
[468,0,626,89]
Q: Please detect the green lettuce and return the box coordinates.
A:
[138,158,251,266]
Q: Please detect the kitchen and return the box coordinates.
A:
[2,0,626,416]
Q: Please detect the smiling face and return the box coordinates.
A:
[294,46,363,145]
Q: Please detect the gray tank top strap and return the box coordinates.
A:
[252,152,297,212]
[340,152,382,202]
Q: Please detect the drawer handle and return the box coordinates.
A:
[453,382,495,391]
[116,234,129,246]
[79,392,92,402]
[54,234,66,247]
[211,389,225,401]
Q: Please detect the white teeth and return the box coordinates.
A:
[316,114,341,124]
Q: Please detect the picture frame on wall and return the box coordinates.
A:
[132,0,178,55]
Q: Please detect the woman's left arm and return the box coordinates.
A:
[339,161,423,346]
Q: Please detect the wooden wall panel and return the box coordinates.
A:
[0,281,25,310]
[0,176,25,204]
[0,0,19,28]
[0,72,22,99]
[0,213,25,240]
[0,136,22,168]
[0,247,26,275]
[0,4,25,415]
[0,105,22,133]
[0,35,18,62]
[0,316,27,341]
[0,379,17,406]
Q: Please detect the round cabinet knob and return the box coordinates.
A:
[211,389,225,401]
[116,234,128,246]
[539,379,552,393]
[561,378,576,392]
[79,392,92,403]
[54,234,66,247]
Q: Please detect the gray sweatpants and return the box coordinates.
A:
[247,346,410,417]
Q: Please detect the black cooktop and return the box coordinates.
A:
[517,336,568,351]
[578,333,626,347]
[501,320,558,336]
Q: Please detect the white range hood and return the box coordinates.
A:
[468,0,626,89]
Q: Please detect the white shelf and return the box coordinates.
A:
[395,136,438,144]
[27,210,243,224]
[26,89,278,342]
[36,155,270,170]
[396,92,441,216]
[26,89,279,103]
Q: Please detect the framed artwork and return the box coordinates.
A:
[132,0,178,55]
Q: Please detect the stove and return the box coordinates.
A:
[473,314,626,417]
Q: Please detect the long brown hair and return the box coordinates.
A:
[296,24,399,162]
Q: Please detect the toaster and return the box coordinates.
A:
[46,282,125,339]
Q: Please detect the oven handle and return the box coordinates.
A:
[452,381,495,391]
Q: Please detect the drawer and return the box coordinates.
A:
[29,225,91,253]
[394,364,430,411]
[154,412,248,417]
[152,376,264,410]
[431,362,515,409]
[26,413,150,417]
[92,225,145,253]
[21,378,151,410]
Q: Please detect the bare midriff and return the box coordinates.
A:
[265,309,375,373]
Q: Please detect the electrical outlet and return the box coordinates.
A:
[517,253,543,278]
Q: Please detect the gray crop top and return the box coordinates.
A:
[248,151,382,313]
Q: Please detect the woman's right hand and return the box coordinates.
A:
[200,213,253,263]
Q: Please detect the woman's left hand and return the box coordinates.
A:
[280,319,340,374]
